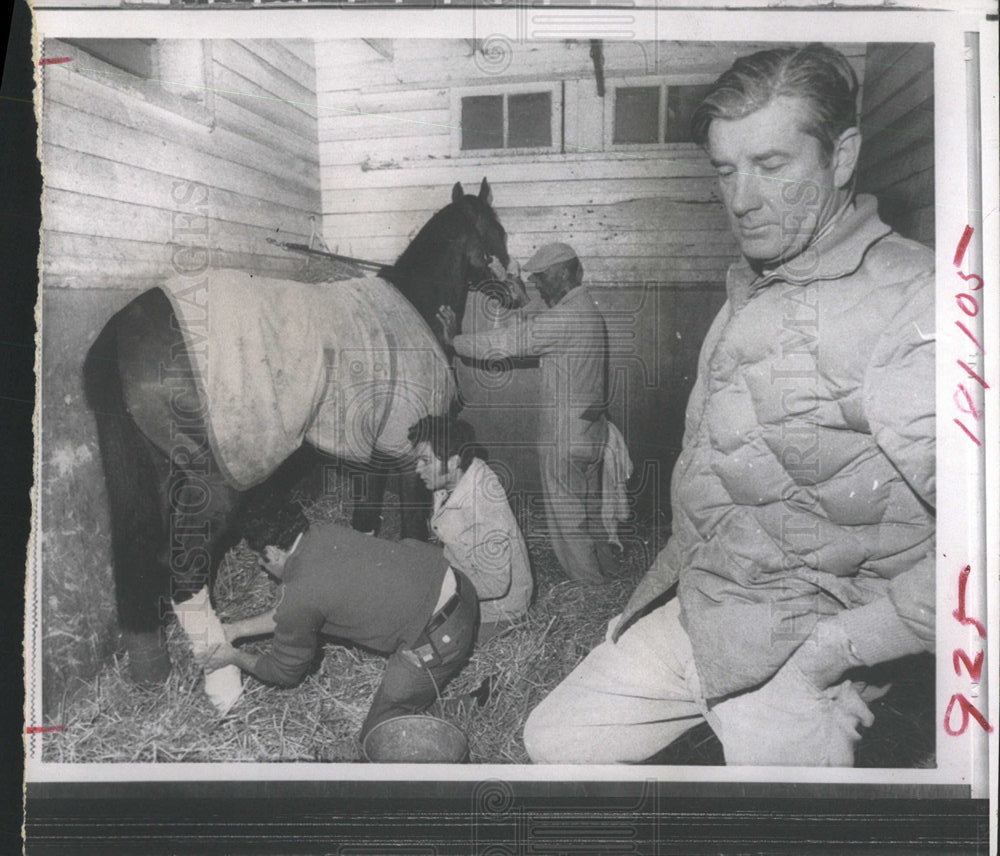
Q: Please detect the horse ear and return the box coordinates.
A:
[452,182,464,204]
[479,177,493,206]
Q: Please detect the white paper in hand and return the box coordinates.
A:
[172,586,244,715]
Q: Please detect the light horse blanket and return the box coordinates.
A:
[163,269,455,490]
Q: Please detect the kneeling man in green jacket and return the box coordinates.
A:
[200,522,479,745]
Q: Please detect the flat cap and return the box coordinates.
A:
[521,242,578,273]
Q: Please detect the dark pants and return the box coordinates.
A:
[361,570,479,740]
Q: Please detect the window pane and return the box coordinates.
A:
[508,92,552,148]
[665,84,714,143]
[614,86,660,144]
[462,95,504,150]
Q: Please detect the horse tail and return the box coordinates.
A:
[83,308,170,646]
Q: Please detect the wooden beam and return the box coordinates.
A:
[362,39,394,62]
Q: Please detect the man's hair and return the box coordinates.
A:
[408,415,483,472]
[242,500,309,554]
[691,44,859,162]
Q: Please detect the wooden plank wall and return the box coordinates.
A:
[315,40,867,282]
[42,38,322,289]
[856,43,935,248]
[38,38,321,710]
[314,40,868,517]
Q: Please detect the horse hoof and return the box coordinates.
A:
[123,630,171,684]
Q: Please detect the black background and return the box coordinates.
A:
[6,2,991,852]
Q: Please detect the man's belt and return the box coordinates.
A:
[424,582,463,637]
[407,573,466,665]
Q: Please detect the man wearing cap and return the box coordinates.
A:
[438,243,617,585]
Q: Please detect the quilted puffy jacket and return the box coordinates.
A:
[621,196,935,699]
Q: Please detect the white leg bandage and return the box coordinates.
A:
[173,586,244,715]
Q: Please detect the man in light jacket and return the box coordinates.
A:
[410,415,533,640]
[523,43,935,766]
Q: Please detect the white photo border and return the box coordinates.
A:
[25,6,998,807]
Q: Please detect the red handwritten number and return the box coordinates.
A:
[945,564,993,737]
[955,293,979,316]
[951,232,987,447]
[956,270,984,290]
[952,648,984,681]
[953,225,974,267]
[953,385,981,419]
[952,565,987,638]
[944,693,994,736]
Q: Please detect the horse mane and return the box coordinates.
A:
[381,196,497,326]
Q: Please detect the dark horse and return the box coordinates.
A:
[83,178,509,683]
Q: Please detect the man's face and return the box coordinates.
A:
[529,267,568,307]
[707,96,857,268]
[414,441,450,491]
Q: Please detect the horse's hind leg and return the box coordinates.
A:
[164,438,242,605]
[84,306,173,683]
[92,288,242,685]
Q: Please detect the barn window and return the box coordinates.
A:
[507,92,552,148]
[613,86,660,144]
[454,84,561,154]
[608,80,714,147]
[58,39,215,127]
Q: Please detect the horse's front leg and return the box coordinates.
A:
[165,437,244,713]
[348,452,431,540]
[398,469,431,542]
[348,457,390,536]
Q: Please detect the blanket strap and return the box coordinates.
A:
[372,327,399,451]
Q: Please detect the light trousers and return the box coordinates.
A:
[523,598,873,766]
[540,418,617,584]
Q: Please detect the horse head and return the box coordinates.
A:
[384,178,511,346]
[451,177,510,295]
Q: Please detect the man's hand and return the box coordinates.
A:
[258,544,289,576]
[505,273,530,308]
[785,619,864,691]
[223,608,278,643]
[487,256,508,282]
[194,640,239,673]
[437,305,458,347]
[491,258,529,308]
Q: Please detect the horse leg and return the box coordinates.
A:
[83,311,173,684]
[122,289,245,710]
[163,436,242,604]
[348,451,431,541]
[98,288,245,699]
[165,436,245,713]
[398,469,431,542]
[348,454,390,536]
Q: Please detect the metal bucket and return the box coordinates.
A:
[362,715,469,763]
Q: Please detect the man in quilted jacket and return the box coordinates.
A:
[523,43,935,766]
